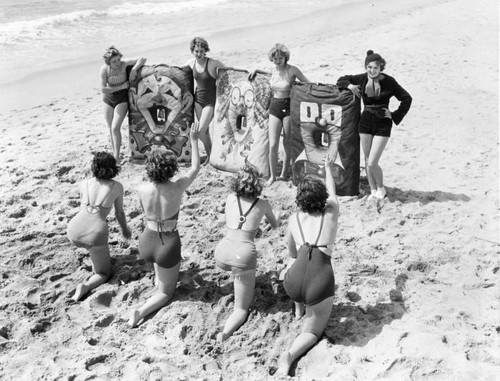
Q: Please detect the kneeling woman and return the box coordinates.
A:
[128,122,201,328]
[215,164,280,341]
[67,152,131,301]
[279,154,339,376]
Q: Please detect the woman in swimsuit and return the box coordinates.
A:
[184,37,226,165]
[278,154,339,376]
[337,50,412,200]
[214,164,280,341]
[249,43,310,186]
[128,122,201,328]
[67,152,131,302]
[100,46,147,161]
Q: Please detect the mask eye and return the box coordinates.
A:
[244,90,254,107]
[141,87,153,96]
[321,104,343,126]
[299,102,319,123]
[231,87,241,105]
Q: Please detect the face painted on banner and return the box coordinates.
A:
[129,69,192,157]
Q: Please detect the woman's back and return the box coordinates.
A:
[80,178,120,218]
[139,181,184,231]
[224,193,267,232]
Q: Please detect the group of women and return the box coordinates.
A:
[74,38,411,376]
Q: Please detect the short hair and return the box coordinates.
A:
[230,163,263,199]
[91,152,120,179]
[145,150,178,184]
[103,46,123,65]
[268,43,290,63]
[190,37,210,53]
[295,178,328,213]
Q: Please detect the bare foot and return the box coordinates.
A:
[217,332,229,343]
[277,352,292,377]
[128,309,141,328]
[295,304,305,320]
[72,283,88,302]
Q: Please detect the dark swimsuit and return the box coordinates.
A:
[193,58,217,108]
[138,198,182,269]
[215,197,260,271]
[284,213,335,305]
[103,65,131,108]
[67,181,115,248]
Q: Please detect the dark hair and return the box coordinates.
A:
[295,178,328,213]
[190,37,210,53]
[146,150,178,184]
[103,46,123,65]
[91,152,120,179]
[268,43,290,63]
[230,163,263,199]
[364,49,386,71]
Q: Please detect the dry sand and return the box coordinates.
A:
[0,0,498,380]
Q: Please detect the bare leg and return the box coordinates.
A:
[278,296,334,376]
[129,262,180,327]
[279,115,292,179]
[104,104,114,152]
[195,103,214,164]
[218,269,256,341]
[110,102,128,161]
[367,135,390,192]
[294,302,305,320]
[359,133,376,193]
[73,245,111,302]
[267,115,282,186]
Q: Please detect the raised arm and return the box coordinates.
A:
[324,154,339,214]
[113,182,131,238]
[177,121,201,190]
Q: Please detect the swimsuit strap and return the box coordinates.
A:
[237,196,259,229]
[203,58,210,72]
[297,212,325,259]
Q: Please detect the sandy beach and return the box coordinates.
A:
[0,0,498,380]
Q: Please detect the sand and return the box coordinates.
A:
[0,0,498,380]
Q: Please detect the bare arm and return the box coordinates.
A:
[263,200,280,228]
[286,223,298,258]
[124,57,147,81]
[100,65,128,94]
[113,182,131,238]
[324,154,339,214]
[177,121,201,190]
[291,65,310,83]
[248,68,272,80]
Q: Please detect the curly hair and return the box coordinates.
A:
[296,178,328,213]
[146,150,178,184]
[190,37,210,53]
[364,49,386,71]
[103,46,123,65]
[268,43,290,63]
[91,152,120,179]
[230,163,263,199]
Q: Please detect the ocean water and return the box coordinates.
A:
[0,0,334,87]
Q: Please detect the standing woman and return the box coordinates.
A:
[337,50,412,199]
[67,152,131,302]
[128,122,201,328]
[278,154,339,376]
[100,46,146,161]
[214,164,280,341]
[185,37,226,164]
[250,43,310,186]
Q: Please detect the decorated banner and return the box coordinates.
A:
[128,64,194,162]
[211,69,272,177]
[290,83,360,196]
